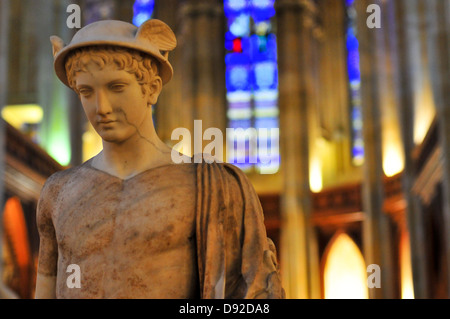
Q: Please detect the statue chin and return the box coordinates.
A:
[95,126,132,144]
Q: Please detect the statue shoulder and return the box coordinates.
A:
[41,166,79,195]
[38,164,85,213]
[196,160,260,208]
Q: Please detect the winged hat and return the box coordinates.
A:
[50,19,177,87]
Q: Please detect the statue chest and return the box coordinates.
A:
[52,164,198,263]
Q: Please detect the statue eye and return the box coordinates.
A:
[110,84,126,92]
[78,87,92,97]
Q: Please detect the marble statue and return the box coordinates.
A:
[35,19,284,299]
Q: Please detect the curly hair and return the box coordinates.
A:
[65,45,160,95]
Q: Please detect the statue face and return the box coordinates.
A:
[74,60,154,144]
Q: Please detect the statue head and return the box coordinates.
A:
[50,19,177,143]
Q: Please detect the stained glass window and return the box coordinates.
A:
[133,0,154,27]
[345,0,364,166]
[225,0,279,174]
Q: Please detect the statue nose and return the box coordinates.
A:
[95,90,113,115]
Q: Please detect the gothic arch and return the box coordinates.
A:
[320,230,368,299]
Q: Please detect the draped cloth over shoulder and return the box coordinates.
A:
[196,160,285,299]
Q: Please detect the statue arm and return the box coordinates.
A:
[35,274,56,299]
[34,177,59,299]
[222,164,285,299]
[196,161,284,299]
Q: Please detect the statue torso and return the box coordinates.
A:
[52,160,199,298]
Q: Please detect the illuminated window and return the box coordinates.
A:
[225,0,280,174]
[323,232,368,299]
[2,104,43,143]
[345,0,364,166]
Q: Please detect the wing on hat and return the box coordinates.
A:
[50,36,65,58]
[136,19,177,58]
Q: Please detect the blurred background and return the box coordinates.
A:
[0,0,448,299]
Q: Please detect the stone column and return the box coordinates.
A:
[355,0,395,299]
[176,0,226,160]
[424,0,450,297]
[153,0,182,144]
[390,0,429,298]
[276,0,320,299]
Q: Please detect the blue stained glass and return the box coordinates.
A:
[255,117,278,129]
[228,14,251,37]
[133,0,154,26]
[250,0,275,23]
[226,51,251,65]
[346,29,359,50]
[226,53,252,92]
[225,0,250,17]
[347,52,360,82]
[250,34,277,61]
[353,146,364,157]
[225,31,236,41]
[346,0,364,164]
[346,0,355,6]
[229,66,250,90]
[254,61,277,90]
[225,0,279,173]
[225,31,237,51]
[250,0,274,9]
[257,35,267,52]
[226,0,248,11]
[229,119,252,129]
[225,39,234,51]
[346,30,360,83]
[133,13,152,26]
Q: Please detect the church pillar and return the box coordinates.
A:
[390,0,429,298]
[153,0,184,146]
[424,0,450,297]
[177,0,226,160]
[276,0,320,299]
[355,0,395,298]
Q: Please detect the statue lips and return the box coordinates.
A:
[98,119,116,126]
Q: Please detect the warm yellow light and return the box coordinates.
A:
[324,233,369,299]
[400,232,415,299]
[383,145,404,177]
[82,123,102,162]
[2,104,43,128]
[413,75,436,145]
[310,157,322,193]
